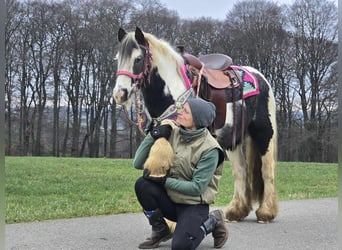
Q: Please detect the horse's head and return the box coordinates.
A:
[114,27,193,129]
[113,27,151,108]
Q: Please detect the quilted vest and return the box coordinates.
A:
[167,127,224,205]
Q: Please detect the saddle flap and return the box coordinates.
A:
[203,67,231,89]
[199,54,232,71]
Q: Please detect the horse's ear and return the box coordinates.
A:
[118,28,127,42]
[135,27,146,46]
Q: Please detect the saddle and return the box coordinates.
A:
[178,46,241,89]
[177,46,242,129]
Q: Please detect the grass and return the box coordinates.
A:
[5,157,337,224]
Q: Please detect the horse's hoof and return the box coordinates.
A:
[225,207,250,222]
[256,207,276,223]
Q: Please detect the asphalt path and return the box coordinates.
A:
[6,198,337,250]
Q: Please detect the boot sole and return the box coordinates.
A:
[214,232,228,248]
[138,233,173,249]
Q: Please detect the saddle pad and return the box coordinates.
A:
[231,66,260,99]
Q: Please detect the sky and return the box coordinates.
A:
[158,0,338,20]
[158,0,292,20]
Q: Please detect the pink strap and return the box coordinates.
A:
[116,70,143,80]
[180,65,191,89]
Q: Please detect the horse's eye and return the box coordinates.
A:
[135,56,143,64]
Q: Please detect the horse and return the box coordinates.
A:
[113,27,278,223]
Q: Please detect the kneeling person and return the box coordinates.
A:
[134,98,228,249]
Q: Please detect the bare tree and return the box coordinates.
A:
[288,0,337,161]
[27,1,56,155]
[129,0,181,43]
[48,2,68,156]
[5,0,21,155]
[224,0,285,76]
[15,1,35,156]
[176,18,222,55]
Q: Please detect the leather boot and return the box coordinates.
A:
[202,209,228,248]
[138,209,172,249]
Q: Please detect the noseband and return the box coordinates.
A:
[116,44,152,89]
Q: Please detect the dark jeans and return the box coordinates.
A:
[135,177,209,250]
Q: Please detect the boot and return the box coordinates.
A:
[139,209,172,249]
[202,210,228,248]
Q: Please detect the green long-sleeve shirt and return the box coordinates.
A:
[133,129,220,197]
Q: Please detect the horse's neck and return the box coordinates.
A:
[141,49,188,118]
[143,65,188,118]
[153,52,188,101]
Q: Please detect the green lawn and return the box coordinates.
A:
[5,157,337,224]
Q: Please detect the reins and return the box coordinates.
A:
[121,90,149,137]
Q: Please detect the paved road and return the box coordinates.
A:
[6,198,337,250]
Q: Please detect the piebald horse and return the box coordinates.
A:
[113,27,278,223]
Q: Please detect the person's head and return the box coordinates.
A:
[176,98,216,130]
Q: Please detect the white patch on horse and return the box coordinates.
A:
[225,100,244,127]
[154,53,187,101]
[114,48,142,102]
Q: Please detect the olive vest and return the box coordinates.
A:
[167,127,224,205]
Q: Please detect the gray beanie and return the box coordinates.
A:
[187,98,216,128]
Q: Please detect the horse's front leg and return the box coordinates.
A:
[225,144,252,222]
[255,135,278,223]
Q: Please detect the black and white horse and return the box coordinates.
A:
[113,27,278,223]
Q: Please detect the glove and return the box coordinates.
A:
[143,169,167,185]
[150,124,172,140]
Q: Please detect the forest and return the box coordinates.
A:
[5,0,338,162]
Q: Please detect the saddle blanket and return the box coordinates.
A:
[231,66,259,99]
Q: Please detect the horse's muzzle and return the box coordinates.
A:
[113,88,128,104]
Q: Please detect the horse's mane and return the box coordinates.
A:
[143,32,184,68]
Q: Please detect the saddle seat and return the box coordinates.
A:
[199,53,232,71]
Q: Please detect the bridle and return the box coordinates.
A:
[115,42,153,134]
[115,43,153,90]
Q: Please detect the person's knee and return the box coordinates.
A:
[171,233,199,250]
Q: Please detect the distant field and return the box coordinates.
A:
[5,157,337,224]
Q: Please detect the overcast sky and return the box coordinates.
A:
[158,0,338,20]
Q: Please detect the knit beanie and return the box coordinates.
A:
[187,98,216,128]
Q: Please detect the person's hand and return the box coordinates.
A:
[143,169,167,185]
[150,124,172,140]
[161,119,178,128]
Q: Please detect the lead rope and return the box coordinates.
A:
[121,90,146,137]
[135,90,149,136]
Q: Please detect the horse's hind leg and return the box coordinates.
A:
[247,125,278,223]
[225,144,252,221]
[255,135,278,223]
